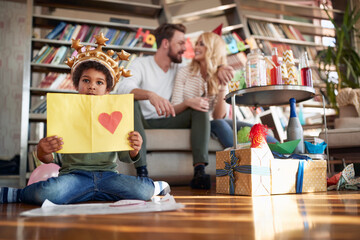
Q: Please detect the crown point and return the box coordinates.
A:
[71,39,83,52]
[117,50,130,61]
[122,69,132,77]
[95,32,108,49]
[65,57,74,68]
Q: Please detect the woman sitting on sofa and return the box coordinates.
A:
[171,32,277,149]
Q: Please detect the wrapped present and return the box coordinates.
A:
[216,147,273,196]
[271,159,327,194]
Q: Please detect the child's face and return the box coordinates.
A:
[76,68,110,95]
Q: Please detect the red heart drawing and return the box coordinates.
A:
[98,111,122,134]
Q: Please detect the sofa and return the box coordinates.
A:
[117,129,224,185]
[319,88,360,173]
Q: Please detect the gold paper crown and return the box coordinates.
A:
[65,32,131,89]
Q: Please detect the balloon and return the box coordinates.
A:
[27,163,60,186]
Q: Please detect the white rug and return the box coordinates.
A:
[20,194,184,217]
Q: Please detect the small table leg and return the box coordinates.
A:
[232,95,237,149]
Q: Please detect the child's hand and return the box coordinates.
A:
[37,136,63,163]
[128,131,143,159]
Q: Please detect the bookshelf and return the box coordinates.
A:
[238,0,343,91]
[9,0,162,188]
[162,0,249,70]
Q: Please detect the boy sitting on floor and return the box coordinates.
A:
[0,33,170,205]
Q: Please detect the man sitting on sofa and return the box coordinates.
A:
[117,23,234,189]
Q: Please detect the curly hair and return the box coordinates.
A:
[154,23,186,49]
[190,32,227,96]
[72,60,114,91]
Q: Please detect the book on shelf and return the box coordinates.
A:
[37,72,74,90]
[49,73,67,89]
[266,23,282,39]
[258,22,272,37]
[57,74,75,90]
[58,24,72,40]
[88,26,102,43]
[70,24,82,41]
[83,25,95,42]
[288,25,306,41]
[30,98,47,114]
[105,28,117,44]
[109,30,121,45]
[114,31,127,45]
[248,20,261,35]
[34,46,54,63]
[273,24,286,39]
[99,27,110,40]
[51,46,68,65]
[59,24,72,41]
[38,72,58,88]
[279,24,297,40]
[32,45,49,63]
[42,47,59,64]
[122,31,136,46]
[76,25,90,42]
[128,36,139,48]
[65,25,76,41]
[28,152,35,172]
[45,21,67,40]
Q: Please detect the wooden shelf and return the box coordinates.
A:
[0,176,22,188]
[252,35,323,47]
[29,113,47,122]
[30,87,75,96]
[28,140,39,145]
[171,3,237,23]
[222,23,244,34]
[31,38,157,54]
[31,63,70,73]
[33,14,156,31]
[240,0,343,20]
[245,15,335,37]
[34,0,162,18]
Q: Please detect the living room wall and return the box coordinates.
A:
[0,0,27,159]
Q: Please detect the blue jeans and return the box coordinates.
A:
[20,171,155,205]
[211,119,278,148]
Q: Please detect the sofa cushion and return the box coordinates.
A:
[145,129,224,152]
[319,128,360,148]
[339,105,359,118]
[335,117,360,129]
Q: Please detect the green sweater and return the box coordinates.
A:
[59,151,139,175]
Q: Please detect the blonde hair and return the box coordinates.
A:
[189,32,227,96]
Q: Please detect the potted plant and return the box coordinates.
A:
[317,3,360,111]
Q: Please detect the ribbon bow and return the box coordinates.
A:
[216,150,271,195]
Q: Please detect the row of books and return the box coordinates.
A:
[248,20,306,42]
[258,40,317,60]
[44,22,155,48]
[37,72,75,91]
[32,45,73,65]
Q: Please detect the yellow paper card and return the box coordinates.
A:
[47,93,134,153]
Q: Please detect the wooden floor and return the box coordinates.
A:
[1,187,360,240]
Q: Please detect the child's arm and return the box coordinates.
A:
[37,136,63,163]
[128,131,142,159]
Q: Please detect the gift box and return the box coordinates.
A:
[271,159,327,194]
[216,148,273,196]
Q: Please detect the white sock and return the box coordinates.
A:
[153,181,171,196]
